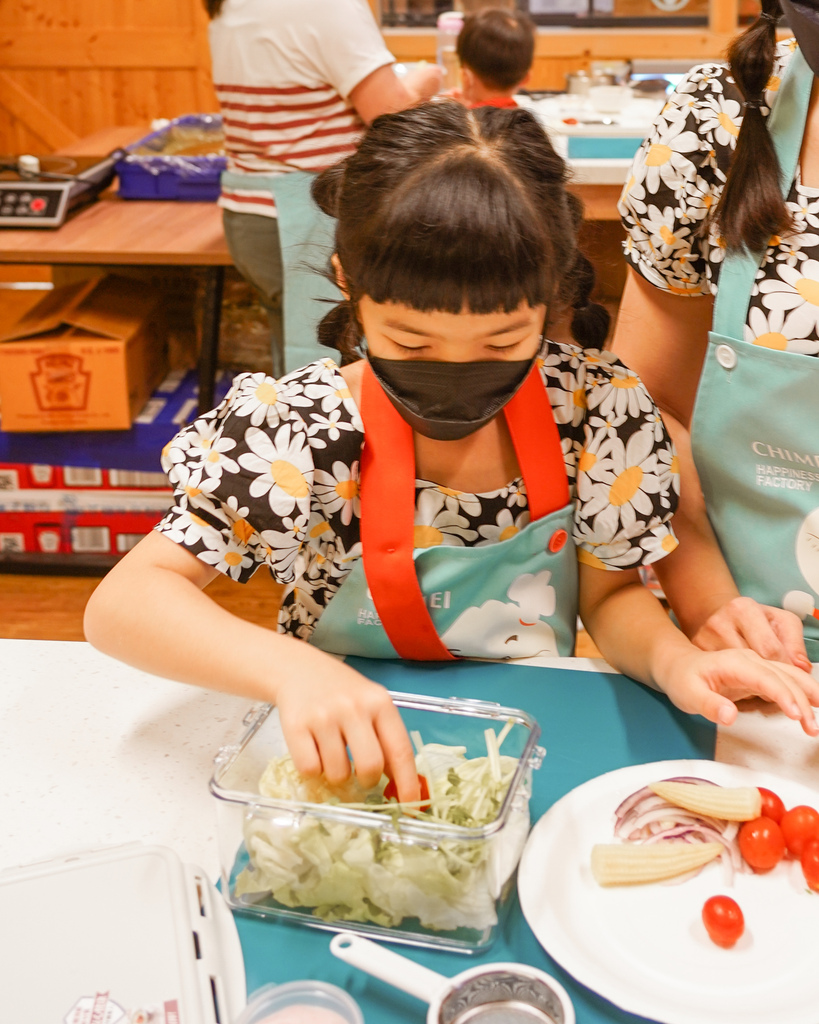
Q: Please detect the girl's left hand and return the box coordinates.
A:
[659,647,819,736]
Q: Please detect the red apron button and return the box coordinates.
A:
[548,529,568,553]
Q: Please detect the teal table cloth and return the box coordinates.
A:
[233,658,716,1024]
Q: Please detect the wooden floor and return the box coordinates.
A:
[0,570,603,656]
[0,570,284,642]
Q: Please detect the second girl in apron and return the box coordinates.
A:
[691,47,819,660]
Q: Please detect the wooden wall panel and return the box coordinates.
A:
[0,0,746,153]
[0,0,216,154]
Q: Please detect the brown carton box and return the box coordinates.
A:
[0,275,167,432]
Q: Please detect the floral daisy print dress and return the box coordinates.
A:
[156,345,679,641]
[621,39,819,355]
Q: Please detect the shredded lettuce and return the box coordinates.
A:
[233,729,531,933]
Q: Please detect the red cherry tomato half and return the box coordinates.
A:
[383,773,430,809]
[738,816,786,873]
[780,805,819,858]
[702,895,744,949]
[801,837,819,892]
[758,787,785,824]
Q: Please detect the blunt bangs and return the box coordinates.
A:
[347,151,554,315]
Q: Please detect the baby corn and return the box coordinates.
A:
[591,842,723,886]
[648,781,761,822]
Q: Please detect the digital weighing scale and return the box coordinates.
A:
[0,152,124,228]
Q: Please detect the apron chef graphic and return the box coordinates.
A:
[310,358,579,660]
[784,507,819,631]
[691,47,819,660]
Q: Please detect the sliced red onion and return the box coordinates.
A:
[609,777,744,888]
[618,806,725,839]
[641,824,742,884]
[614,785,655,822]
[612,776,717,822]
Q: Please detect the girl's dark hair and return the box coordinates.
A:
[202,0,226,17]
[312,101,609,363]
[715,0,790,252]
[456,9,536,91]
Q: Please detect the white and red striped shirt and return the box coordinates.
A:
[209,0,394,217]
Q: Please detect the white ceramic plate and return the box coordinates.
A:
[518,760,819,1024]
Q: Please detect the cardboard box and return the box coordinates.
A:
[0,463,169,491]
[0,509,168,556]
[0,368,233,473]
[0,275,167,432]
[0,488,173,556]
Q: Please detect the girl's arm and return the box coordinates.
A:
[578,563,819,735]
[83,531,421,801]
[612,269,810,669]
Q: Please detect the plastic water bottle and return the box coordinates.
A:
[436,11,464,93]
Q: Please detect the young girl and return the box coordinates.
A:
[84,103,819,804]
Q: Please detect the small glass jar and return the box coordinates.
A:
[234,981,364,1024]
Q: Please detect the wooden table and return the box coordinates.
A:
[0,126,232,411]
[0,127,625,409]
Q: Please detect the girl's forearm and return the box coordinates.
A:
[84,539,426,798]
[581,578,693,692]
[653,522,740,638]
[653,423,740,636]
[84,561,336,704]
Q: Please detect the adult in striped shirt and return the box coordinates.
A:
[204,0,442,372]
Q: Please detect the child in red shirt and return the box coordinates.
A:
[456,8,535,109]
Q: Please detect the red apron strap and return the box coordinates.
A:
[359,358,568,661]
[503,362,570,521]
[360,364,455,661]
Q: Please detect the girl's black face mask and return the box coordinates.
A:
[781,0,819,76]
[366,350,539,441]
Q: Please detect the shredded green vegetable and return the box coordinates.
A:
[233,726,531,932]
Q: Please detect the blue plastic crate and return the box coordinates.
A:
[0,369,234,472]
[116,114,227,202]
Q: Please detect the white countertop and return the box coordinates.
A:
[0,639,816,883]
[523,91,664,185]
[0,639,250,879]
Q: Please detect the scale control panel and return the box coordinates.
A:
[0,182,71,228]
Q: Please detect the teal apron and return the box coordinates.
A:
[310,361,579,660]
[222,170,341,374]
[690,47,819,659]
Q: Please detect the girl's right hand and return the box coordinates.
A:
[274,661,422,803]
[657,647,819,736]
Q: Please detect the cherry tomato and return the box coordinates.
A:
[780,805,819,858]
[801,837,819,892]
[758,787,785,824]
[702,895,744,949]
[383,773,430,809]
[738,816,786,873]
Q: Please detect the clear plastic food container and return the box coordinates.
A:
[211,691,544,953]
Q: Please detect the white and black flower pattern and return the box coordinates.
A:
[620,39,819,356]
[156,349,678,641]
